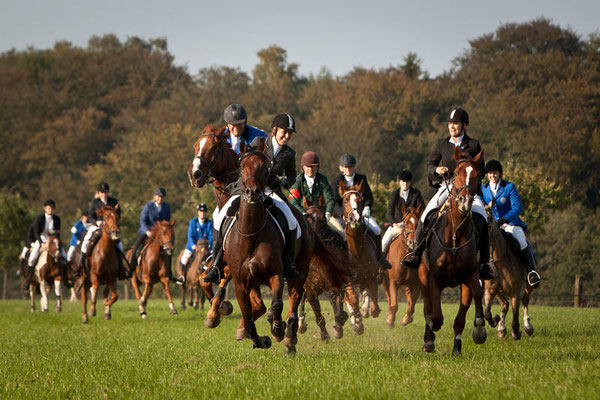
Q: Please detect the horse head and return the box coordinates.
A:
[340,181,365,230]
[195,238,210,261]
[452,147,483,215]
[47,233,62,263]
[400,206,421,252]
[189,124,233,188]
[97,205,120,241]
[240,151,268,204]
[152,220,175,256]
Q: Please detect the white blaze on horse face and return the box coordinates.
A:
[192,138,207,173]
[465,166,474,187]
[410,217,415,226]
[350,194,361,221]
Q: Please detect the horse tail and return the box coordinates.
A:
[311,234,356,290]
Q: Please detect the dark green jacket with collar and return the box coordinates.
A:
[289,172,336,214]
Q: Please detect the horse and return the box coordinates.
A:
[29,233,65,313]
[382,205,422,328]
[419,146,487,355]
[79,205,121,323]
[176,238,210,311]
[483,202,538,339]
[299,203,364,341]
[338,181,382,320]
[129,220,177,318]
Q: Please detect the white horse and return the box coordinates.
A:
[29,236,64,313]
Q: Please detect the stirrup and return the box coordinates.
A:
[174,276,185,286]
[527,271,541,286]
[401,254,420,270]
[202,266,220,283]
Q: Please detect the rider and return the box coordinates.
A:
[67,211,88,263]
[223,104,268,155]
[481,160,541,286]
[382,170,425,255]
[401,108,493,280]
[129,187,183,285]
[76,182,130,279]
[332,153,392,270]
[203,113,306,283]
[179,203,214,283]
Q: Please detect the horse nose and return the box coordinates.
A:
[193,169,203,180]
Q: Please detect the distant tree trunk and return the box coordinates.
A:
[2,268,7,300]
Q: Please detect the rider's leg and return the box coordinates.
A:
[67,245,76,263]
[504,225,541,286]
[402,211,437,270]
[115,240,132,280]
[269,192,304,280]
[179,249,193,283]
[472,212,493,280]
[203,228,224,283]
[128,233,147,272]
[381,225,400,256]
[76,226,99,272]
[28,240,41,269]
[366,217,391,270]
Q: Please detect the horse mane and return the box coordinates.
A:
[147,220,173,238]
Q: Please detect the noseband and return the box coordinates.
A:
[194,133,225,183]
[342,190,364,226]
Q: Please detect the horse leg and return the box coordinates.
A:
[430,281,443,332]
[199,286,206,310]
[30,285,35,313]
[236,288,266,340]
[386,278,398,327]
[370,284,381,318]
[130,274,142,301]
[193,285,200,310]
[343,285,364,335]
[103,280,118,320]
[40,280,48,312]
[161,276,178,315]
[70,287,78,303]
[235,284,270,349]
[522,288,534,336]
[496,294,509,338]
[420,272,436,353]
[452,285,472,356]
[483,283,500,327]
[204,275,231,329]
[510,295,522,340]
[89,279,99,317]
[307,291,329,342]
[360,288,371,318]
[403,285,418,326]
[283,279,304,356]
[139,279,153,319]
[330,291,348,339]
[267,274,286,342]
[469,274,487,345]
[80,283,88,323]
[54,279,62,312]
[298,293,307,334]
[180,283,187,311]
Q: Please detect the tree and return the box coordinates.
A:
[0,193,30,299]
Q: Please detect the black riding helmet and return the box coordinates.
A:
[339,153,356,167]
[398,170,412,182]
[43,199,56,207]
[224,104,247,125]
[154,187,167,197]
[271,113,296,132]
[97,182,110,192]
[448,108,469,126]
[197,203,208,211]
[485,160,503,175]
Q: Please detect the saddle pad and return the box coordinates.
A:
[222,209,286,251]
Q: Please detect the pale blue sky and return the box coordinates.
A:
[1,0,598,78]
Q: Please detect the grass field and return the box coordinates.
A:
[1,296,599,399]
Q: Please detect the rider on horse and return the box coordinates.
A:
[75,182,130,279]
[333,153,392,271]
[223,104,268,155]
[401,108,494,280]
[203,113,306,283]
[481,160,542,286]
[179,203,214,283]
[67,211,88,263]
[128,187,182,285]
[382,169,425,255]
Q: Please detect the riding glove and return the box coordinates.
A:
[362,207,371,218]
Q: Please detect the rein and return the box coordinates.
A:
[342,190,364,226]
[194,133,239,185]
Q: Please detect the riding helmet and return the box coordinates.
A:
[448,108,469,125]
[301,151,320,166]
[485,160,503,175]
[154,187,167,197]
[97,182,110,192]
[43,199,56,207]
[81,211,89,217]
[271,113,296,132]
[197,203,208,211]
[339,153,357,167]
[398,170,413,182]
[223,104,247,125]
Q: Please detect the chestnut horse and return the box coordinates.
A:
[30,233,65,313]
[299,203,364,341]
[382,205,421,328]
[176,238,210,311]
[80,205,120,323]
[483,203,537,340]
[419,147,487,354]
[129,220,177,318]
[339,182,382,319]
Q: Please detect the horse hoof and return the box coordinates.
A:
[204,316,221,329]
[89,309,96,317]
[473,326,487,344]
[56,306,62,313]
[333,326,343,339]
[180,304,187,311]
[282,335,298,348]
[286,346,296,357]
[452,338,462,356]
[360,309,369,318]
[82,314,88,323]
[104,312,111,320]
[422,342,436,353]
[524,325,534,337]
[298,320,307,334]
[170,308,178,315]
[140,311,147,319]
[187,300,193,307]
[256,335,271,349]
[512,330,522,341]
[371,308,381,318]
[353,323,365,336]
[193,303,199,310]
[30,307,35,313]
[497,329,507,338]
[42,309,48,313]
[272,322,287,342]
[321,332,331,343]
[236,327,249,341]
[402,315,413,326]
[219,300,233,316]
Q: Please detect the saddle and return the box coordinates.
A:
[499,231,533,265]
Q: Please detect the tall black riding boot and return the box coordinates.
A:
[401,220,427,270]
[375,233,392,270]
[129,234,147,273]
[202,247,225,283]
[521,245,541,286]
[283,228,305,280]
[60,259,73,288]
[75,249,87,277]
[115,245,131,280]
[473,213,493,280]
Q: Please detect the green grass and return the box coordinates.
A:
[1,297,599,399]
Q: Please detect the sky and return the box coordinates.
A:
[1,0,599,78]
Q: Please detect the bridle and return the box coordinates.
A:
[342,190,364,226]
[240,151,268,204]
[193,133,239,185]
[398,212,418,252]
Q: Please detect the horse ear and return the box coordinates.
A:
[416,205,423,216]
[302,196,308,208]
[357,179,365,193]
[114,203,119,211]
[171,219,176,227]
[338,183,347,196]
[473,148,484,164]
[401,203,406,215]
[453,146,462,163]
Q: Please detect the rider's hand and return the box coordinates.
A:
[145,231,152,237]
[497,217,509,226]
[96,220,102,227]
[362,207,371,218]
[436,166,449,176]
[325,212,332,221]
[192,245,196,250]
[275,175,287,186]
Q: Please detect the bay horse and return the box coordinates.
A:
[80,205,120,323]
[483,202,537,339]
[299,203,364,341]
[29,233,65,313]
[176,238,210,310]
[419,147,487,354]
[382,205,421,328]
[129,220,177,318]
[339,182,382,320]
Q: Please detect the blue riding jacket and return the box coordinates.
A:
[481,179,527,229]
[225,125,267,155]
[69,219,86,247]
[186,217,213,252]
[138,201,172,234]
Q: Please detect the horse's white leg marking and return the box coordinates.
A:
[346,301,356,325]
[361,289,371,317]
[523,305,532,330]
[455,333,461,340]
[55,280,62,310]
[465,166,473,186]
[40,280,48,311]
[70,288,77,303]
[498,308,507,332]
[169,302,176,311]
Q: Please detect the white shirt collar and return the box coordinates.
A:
[230,133,241,152]
[305,175,316,192]
[490,182,499,196]
[449,134,464,147]
[271,136,282,157]
[400,188,410,201]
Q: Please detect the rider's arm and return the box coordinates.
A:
[207,221,214,252]
[427,140,443,182]
[321,177,337,215]
[32,215,43,242]
[386,190,398,225]
[288,175,304,212]
[187,219,196,249]
[362,176,374,209]
[164,203,171,222]
[502,183,523,223]
[279,150,296,189]
[139,203,152,235]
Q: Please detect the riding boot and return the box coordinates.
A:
[473,213,493,280]
[375,233,392,270]
[178,260,188,285]
[115,247,132,280]
[401,218,429,270]
[23,263,35,291]
[202,247,225,283]
[60,259,73,288]
[75,250,87,277]
[283,228,305,280]
[521,245,541,286]
[20,256,30,290]
[128,234,147,274]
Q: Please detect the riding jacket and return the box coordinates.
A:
[69,219,86,247]
[427,133,484,189]
[289,172,336,214]
[32,214,61,243]
[226,125,267,155]
[250,136,296,193]
[138,201,172,234]
[386,187,425,225]
[481,179,527,229]
[186,217,213,252]
[332,173,374,218]
[88,197,120,225]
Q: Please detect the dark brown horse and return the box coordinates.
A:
[129,220,177,318]
[382,205,421,327]
[80,205,120,323]
[339,182,382,319]
[483,203,538,339]
[176,238,210,310]
[419,147,487,354]
[299,203,364,341]
[29,233,65,313]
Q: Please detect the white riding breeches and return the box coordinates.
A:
[28,240,43,267]
[20,246,29,259]
[81,225,99,253]
[364,216,381,236]
[421,183,487,222]
[67,245,77,262]
[382,225,402,253]
[181,249,194,265]
[501,224,527,250]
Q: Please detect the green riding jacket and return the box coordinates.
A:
[289,173,336,214]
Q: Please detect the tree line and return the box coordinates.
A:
[1,18,598,301]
